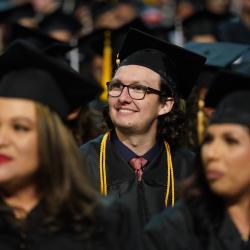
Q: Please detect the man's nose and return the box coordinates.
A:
[118,86,132,102]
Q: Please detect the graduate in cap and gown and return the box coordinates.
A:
[80,28,206,228]
[0,40,140,250]
[144,71,250,250]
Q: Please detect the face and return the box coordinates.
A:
[201,124,250,199]
[0,98,39,192]
[241,0,250,12]
[108,65,173,136]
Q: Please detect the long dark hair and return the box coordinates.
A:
[36,103,100,236]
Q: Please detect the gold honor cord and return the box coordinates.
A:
[99,132,175,207]
[164,141,175,207]
[99,132,109,195]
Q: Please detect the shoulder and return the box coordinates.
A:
[95,196,142,250]
[144,201,198,250]
[172,147,195,178]
[80,134,104,154]
[145,201,193,234]
[173,147,195,159]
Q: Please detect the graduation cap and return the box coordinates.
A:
[39,10,82,35]
[182,10,218,41]
[117,28,206,99]
[205,70,250,108]
[0,3,35,24]
[7,23,72,50]
[184,41,250,68]
[209,91,250,127]
[0,40,100,118]
[90,0,117,21]
[78,18,150,60]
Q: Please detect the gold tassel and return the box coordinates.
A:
[100,30,112,102]
[197,99,205,144]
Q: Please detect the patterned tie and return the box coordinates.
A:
[129,157,148,182]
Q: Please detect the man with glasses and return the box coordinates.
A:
[80,28,206,228]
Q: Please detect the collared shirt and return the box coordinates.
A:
[110,130,161,164]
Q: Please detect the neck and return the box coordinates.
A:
[226,195,250,241]
[115,128,157,156]
[1,184,40,219]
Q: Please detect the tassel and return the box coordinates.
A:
[100,30,112,102]
[197,99,206,144]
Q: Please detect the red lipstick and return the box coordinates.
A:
[206,170,224,181]
[0,154,12,164]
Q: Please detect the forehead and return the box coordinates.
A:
[207,124,250,136]
[0,97,36,120]
[113,65,161,85]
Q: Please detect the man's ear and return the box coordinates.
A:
[158,98,174,116]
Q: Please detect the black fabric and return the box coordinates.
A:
[80,134,195,228]
[144,201,249,250]
[0,3,35,24]
[39,9,82,35]
[204,70,250,108]
[0,69,69,117]
[218,17,250,45]
[7,23,73,53]
[0,40,100,118]
[0,197,141,250]
[210,91,250,127]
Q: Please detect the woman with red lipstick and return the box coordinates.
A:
[145,90,250,250]
[0,41,139,250]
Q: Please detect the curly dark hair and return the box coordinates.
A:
[103,76,186,148]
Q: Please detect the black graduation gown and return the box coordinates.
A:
[0,197,141,250]
[144,201,250,250]
[80,134,195,228]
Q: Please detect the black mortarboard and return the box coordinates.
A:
[0,40,100,118]
[7,23,73,52]
[0,3,35,24]
[209,91,250,127]
[90,1,117,20]
[117,28,206,99]
[78,18,150,61]
[39,10,82,35]
[184,41,250,68]
[182,10,218,41]
[205,70,250,108]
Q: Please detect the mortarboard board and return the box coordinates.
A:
[209,91,250,127]
[78,18,150,61]
[0,3,35,24]
[182,10,218,41]
[117,28,206,99]
[90,1,117,21]
[7,23,72,50]
[184,41,250,68]
[0,40,100,118]
[204,70,250,108]
[39,10,82,35]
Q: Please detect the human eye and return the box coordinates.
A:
[109,81,123,90]
[13,123,30,133]
[202,133,213,145]
[129,84,146,93]
[224,135,239,145]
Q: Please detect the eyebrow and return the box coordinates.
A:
[11,116,36,125]
[111,79,149,86]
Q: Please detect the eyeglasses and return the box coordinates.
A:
[106,81,162,100]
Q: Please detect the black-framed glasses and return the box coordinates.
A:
[106,81,162,100]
